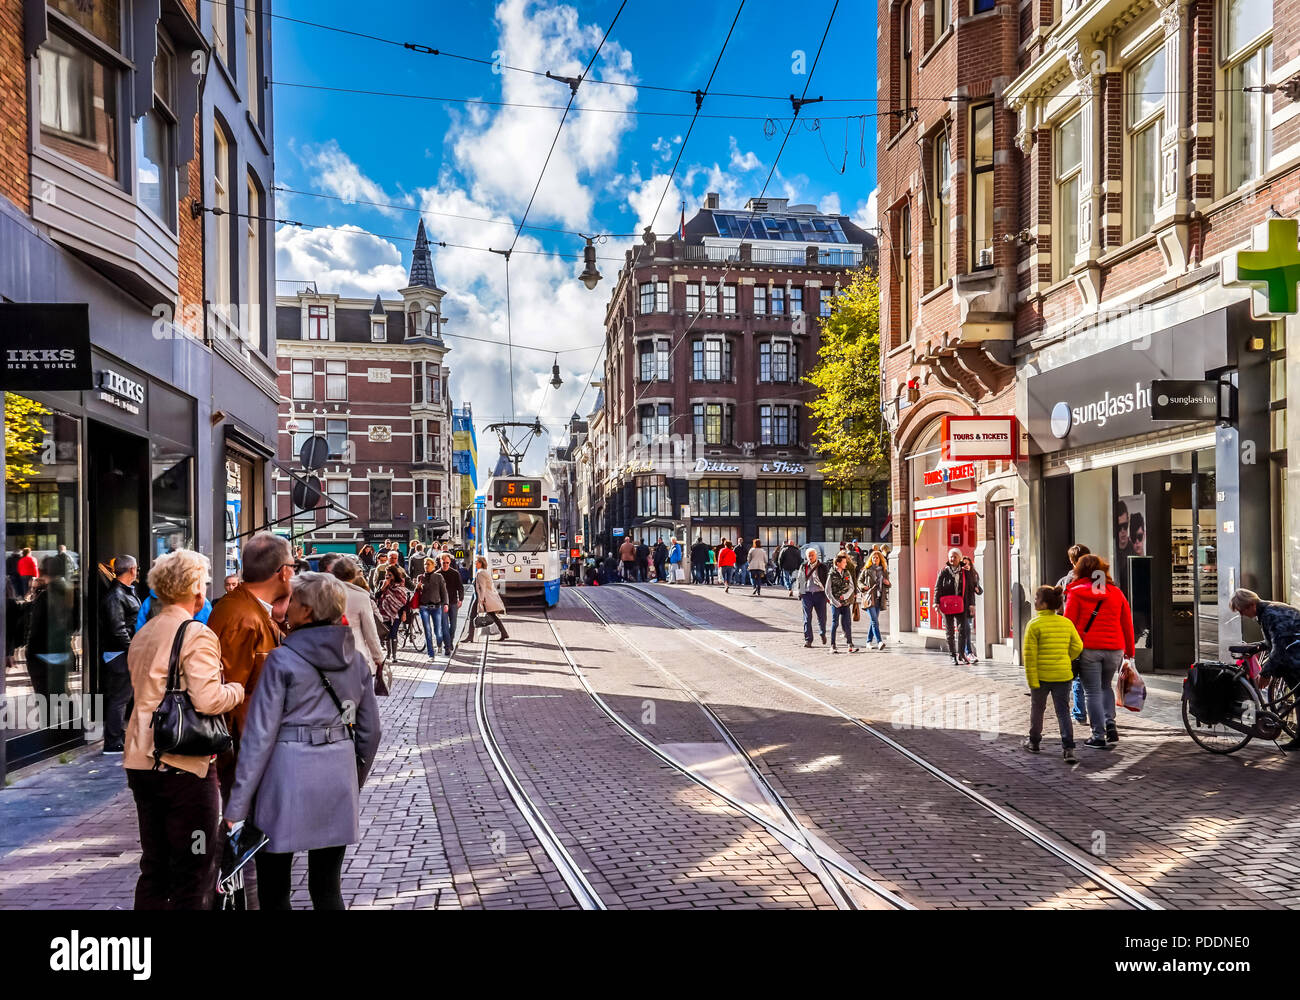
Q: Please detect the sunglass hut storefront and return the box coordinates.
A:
[1022,300,1277,673]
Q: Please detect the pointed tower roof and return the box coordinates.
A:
[370,294,385,316]
[408,219,437,289]
[490,449,514,478]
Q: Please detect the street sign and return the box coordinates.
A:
[1150,379,1218,421]
[0,304,93,390]
[299,434,330,471]
[680,504,691,519]
[292,475,322,510]
[612,527,625,538]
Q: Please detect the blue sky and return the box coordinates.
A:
[270,0,879,478]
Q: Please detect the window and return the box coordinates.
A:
[326,477,348,512]
[820,290,835,318]
[686,284,700,312]
[760,341,796,383]
[38,6,122,181]
[213,0,230,65]
[935,0,950,40]
[754,286,768,315]
[899,201,912,335]
[244,0,261,124]
[823,482,872,516]
[369,479,392,523]
[636,475,670,516]
[639,403,670,440]
[722,283,737,314]
[639,280,668,313]
[291,359,312,400]
[414,418,439,463]
[758,525,807,548]
[214,125,233,318]
[325,360,347,401]
[789,287,803,315]
[306,304,329,340]
[934,131,951,284]
[371,319,386,342]
[1055,110,1083,278]
[899,2,912,114]
[246,174,261,345]
[413,361,439,404]
[971,103,994,269]
[1128,48,1165,236]
[325,419,348,460]
[290,417,315,455]
[1224,0,1272,191]
[691,403,734,445]
[704,283,719,314]
[771,286,786,315]
[692,339,731,381]
[689,478,740,517]
[639,339,670,381]
[973,0,994,10]
[136,34,176,228]
[756,479,807,517]
[759,404,796,446]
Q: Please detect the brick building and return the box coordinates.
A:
[880,0,1298,668]
[594,194,882,553]
[0,0,279,773]
[273,221,459,553]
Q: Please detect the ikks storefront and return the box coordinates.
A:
[1023,300,1278,672]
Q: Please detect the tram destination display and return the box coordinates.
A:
[492,478,543,509]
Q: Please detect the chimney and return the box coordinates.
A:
[704,192,720,210]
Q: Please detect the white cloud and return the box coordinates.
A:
[728,137,762,173]
[275,225,409,298]
[299,140,414,220]
[821,192,842,216]
[854,188,879,231]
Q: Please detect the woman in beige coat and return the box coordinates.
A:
[330,556,385,674]
[465,556,508,641]
[124,549,244,910]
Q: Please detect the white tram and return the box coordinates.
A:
[471,476,561,606]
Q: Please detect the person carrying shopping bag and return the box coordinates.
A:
[1063,554,1135,750]
[1021,585,1082,765]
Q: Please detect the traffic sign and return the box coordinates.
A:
[612,527,625,538]
[292,475,322,510]
[299,434,329,471]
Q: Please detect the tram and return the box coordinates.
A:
[470,476,561,606]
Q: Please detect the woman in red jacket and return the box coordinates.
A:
[717,540,737,593]
[1063,554,1135,750]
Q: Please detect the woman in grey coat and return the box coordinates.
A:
[226,572,381,910]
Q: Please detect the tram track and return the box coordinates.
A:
[590,582,1163,911]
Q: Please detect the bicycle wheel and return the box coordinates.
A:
[1182,675,1257,754]
[1265,677,1299,739]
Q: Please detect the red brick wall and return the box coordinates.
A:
[0,0,29,214]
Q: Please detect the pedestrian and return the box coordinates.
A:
[225,572,381,911]
[746,538,768,596]
[827,553,859,653]
[636,537,651,583]
[438,553,464,655]
[1021,584,1081,764]
[376,564,409,661]
[15,546,37,598]
[415,557,450,659]
[959,556,983,663]
[98,554,140,754]
[706,543,716,584]
[619,535,637,582]
[857,549,890,649]
[734,538,749,571]
[25,555,76,703]
[1229,589,1300,750]
[331,556,385,676]
[718,539,736,592]
[690,537,710,585]
[653,538,668,584]
[1056,543,1091,724]
[466,556,509,642]
[57,543,78,579]
[206,531,294,800]
[358,544,377,575]
[934,548,973,665]
[668,539,682,583]
[779,538,802,595]
[407,542,426,580]
[223,574,239,594]
[124,549,245,909]
[1063,554,1135,750]
[796,547,830,647]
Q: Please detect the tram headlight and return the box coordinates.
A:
[513,565,522,573]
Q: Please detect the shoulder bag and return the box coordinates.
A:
[937,570,965,617]
[1071,599,1103,678]
[151,619,233,768]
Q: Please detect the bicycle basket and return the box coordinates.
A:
[1184,663,1242,726]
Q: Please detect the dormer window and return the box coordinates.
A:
[307,304,329,339]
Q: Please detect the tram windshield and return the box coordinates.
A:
[487,511,549,552]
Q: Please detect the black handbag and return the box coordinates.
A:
[150,619,233,767]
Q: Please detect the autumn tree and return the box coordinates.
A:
[5,394,50,489]
[803,269,889,486]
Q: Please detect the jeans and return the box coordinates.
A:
[1029,680,1075,749]
[749,568,764,594]
[963,613,976,656]
[654,559,666,583]
[1078,648,1121,740]
[419,605,446,657]
[864,605,883,644]
[944,613,970,662]
[383,618,400,659]
[101,651,131,750]
[720,566,732,586]
[444,604,459,653]
[127,766,223,910]
[1071,677,1088,722]
[801,591,828,642]
[622,560,636,582]
[830,604,853,647]
[255,846,347,911]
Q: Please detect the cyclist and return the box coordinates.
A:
[1229,588,1300,749]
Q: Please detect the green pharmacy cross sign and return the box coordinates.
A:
[1223,217,1300,318]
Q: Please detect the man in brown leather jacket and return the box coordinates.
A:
[206,532,293,801]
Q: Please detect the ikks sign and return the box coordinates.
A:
[97,368,145,415]
[940,416,1018,462]
[0,303,93,390]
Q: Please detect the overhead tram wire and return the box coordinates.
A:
[614,0,843,439]
[565,0,748,424]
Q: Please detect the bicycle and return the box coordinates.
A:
[1183,641,1300,754]
[400,608,424,652]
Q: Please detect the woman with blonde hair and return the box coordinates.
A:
[124,549,245,909]
[857,549,890,650]
[331,555,385,675]
[465,556,508,642]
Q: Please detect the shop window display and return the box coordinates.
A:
[907,421,977,630]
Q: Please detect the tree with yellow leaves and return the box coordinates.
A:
[4,394,51,489]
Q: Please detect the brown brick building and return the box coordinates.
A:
[880,0,1299,668]
[591,194,882,554]
[273,222,459,553]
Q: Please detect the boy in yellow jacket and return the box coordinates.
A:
[1022,585,1083,764]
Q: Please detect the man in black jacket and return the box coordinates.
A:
[690,538,710,585]
[98,555,140,754]
[652,538,668,584]
[778,538,802,595]
[436,553,465,655]
[635,539,651,583]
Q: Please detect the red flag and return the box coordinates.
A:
[678,207,686,240]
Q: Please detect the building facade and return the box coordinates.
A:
[594,194,884,554]
[879,0,1296,668]
[1,0,278,775]
[273,222,458,553]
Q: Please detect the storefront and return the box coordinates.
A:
[1024,302,1273,671]
[906,427,979,631]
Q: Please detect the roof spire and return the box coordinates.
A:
[408,219,437,289]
